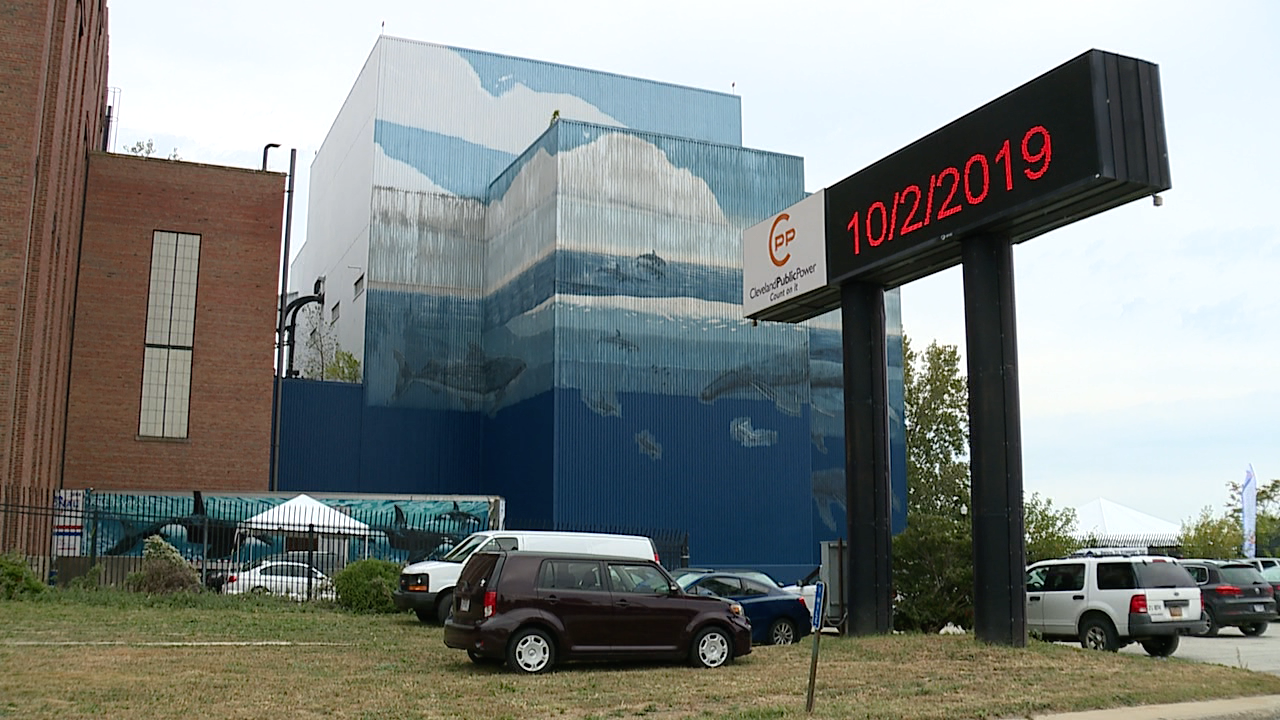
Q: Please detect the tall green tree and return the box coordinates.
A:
[893,336,973,632]
[1225,476,1280,555]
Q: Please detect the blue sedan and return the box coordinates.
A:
[676,571,812,645]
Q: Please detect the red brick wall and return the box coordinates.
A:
[63,153,284,492]
[0,0,108,509]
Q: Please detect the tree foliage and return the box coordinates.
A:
[125,536,202,595]
[1025,492,1081,563]
[1179,505,1245,559]
[333,558,401,613]
[894,336,973,632]
[1225,476,1280,556]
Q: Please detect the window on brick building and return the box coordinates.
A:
[139,231,200,439]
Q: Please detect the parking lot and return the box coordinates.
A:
[1119,627,1280,675]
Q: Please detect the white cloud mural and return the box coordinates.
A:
[378,40,626,154]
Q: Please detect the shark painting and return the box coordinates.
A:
[101,491,248,559]
[392,343,526,414]
[381,505,464,564]
[811,467,847,532]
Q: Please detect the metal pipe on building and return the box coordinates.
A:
[269,148,296,492]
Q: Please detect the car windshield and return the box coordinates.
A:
[438,534,488,563]
[674,574,707,591]
[737,571,783,588]
[1134,561,1197,588]
[1219,565,1267,585]
[1263,566,1280,582]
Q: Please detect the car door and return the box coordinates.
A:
[1025,566,1048,631]
[1040,563,1086,637]
[533,559,615,654]
[606,562,687,653]
[697,575,773,634]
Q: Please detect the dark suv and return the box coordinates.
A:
[1178,559,1278,636]
[443,551,753,673]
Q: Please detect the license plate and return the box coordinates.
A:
[460,598,470,612]
[1255,604,1266,613]
[1170,606,1182,618]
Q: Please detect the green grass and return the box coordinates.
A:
[3,591,1280,719]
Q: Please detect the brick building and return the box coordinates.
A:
[0,1,286,554]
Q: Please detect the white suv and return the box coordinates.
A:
[1025,551,1206,656]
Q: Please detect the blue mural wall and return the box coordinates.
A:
[285,38,906,577]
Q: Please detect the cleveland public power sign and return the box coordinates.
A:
[741,48,1170,645]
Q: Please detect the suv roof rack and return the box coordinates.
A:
[1068,547,1151,558]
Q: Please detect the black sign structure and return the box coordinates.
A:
[747,49,1170,646]
[748,49,1169,324]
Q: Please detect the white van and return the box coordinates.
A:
[392,530,659,623]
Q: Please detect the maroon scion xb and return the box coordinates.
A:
[444,551,753,673]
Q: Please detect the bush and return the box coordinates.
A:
[66,564,103,591]
[333,558,401,613]
[126,536,202,595]
[1,551,46,599]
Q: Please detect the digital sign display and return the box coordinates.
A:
[824,49,1170,289]
[744,49,1170,322]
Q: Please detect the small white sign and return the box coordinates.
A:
[53,489,84,557]
[742,190,828,318]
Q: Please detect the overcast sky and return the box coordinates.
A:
[106,1,1278,528]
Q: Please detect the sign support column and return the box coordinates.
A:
[841,281,893,635]
[962,235,1026,646]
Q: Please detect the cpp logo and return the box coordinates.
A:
[768,212,795,267]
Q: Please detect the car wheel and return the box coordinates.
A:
[1078,616,1119,652]
[436,591,454,624]
[1242,621,1269,637]
[769,618,798,645]
[1197,608,1220,638]
[507,627,555,674]
[690,626,733,668]
[1140,635,1179,657]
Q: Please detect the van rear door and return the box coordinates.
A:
[452,552,504,624]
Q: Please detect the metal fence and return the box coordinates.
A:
[1,488,691,588]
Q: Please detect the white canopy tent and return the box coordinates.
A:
[236,494,377,566]
[1072,497,1182,547]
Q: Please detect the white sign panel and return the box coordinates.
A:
[742,190,828,317]
[53,489,84,557]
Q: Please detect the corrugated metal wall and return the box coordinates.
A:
[286,37,907,573]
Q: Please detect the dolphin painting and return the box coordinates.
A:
[102,491,247,559]
[729,416,777,448]
[811,467,847,532]
[635,429,663,460]
[392,343,526,414]
[598,329,640,352]
[581,389,621,418]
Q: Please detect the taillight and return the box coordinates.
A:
[654,553,661,564]
[227,575,237,584]
[483,591,497,618]
[1216,585,1243,597]
[799,597,808,609]
[1129,594,1148,614]
[1263,585,1275,597]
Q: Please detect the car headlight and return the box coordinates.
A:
[728,602,744,616]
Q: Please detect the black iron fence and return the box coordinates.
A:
[1,488,692,589]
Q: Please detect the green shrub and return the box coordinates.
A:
[66,563,103,591]
[126,536,202,595]
[1,551,46,599]
[333,558,401,613]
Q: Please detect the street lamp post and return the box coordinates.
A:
[267,145,296,492]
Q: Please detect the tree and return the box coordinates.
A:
[1024,492,1081,563]
[1178,505,1243,559]
[893,335,974,632]
[297,305,361,382]
[1226,476,1280,555]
